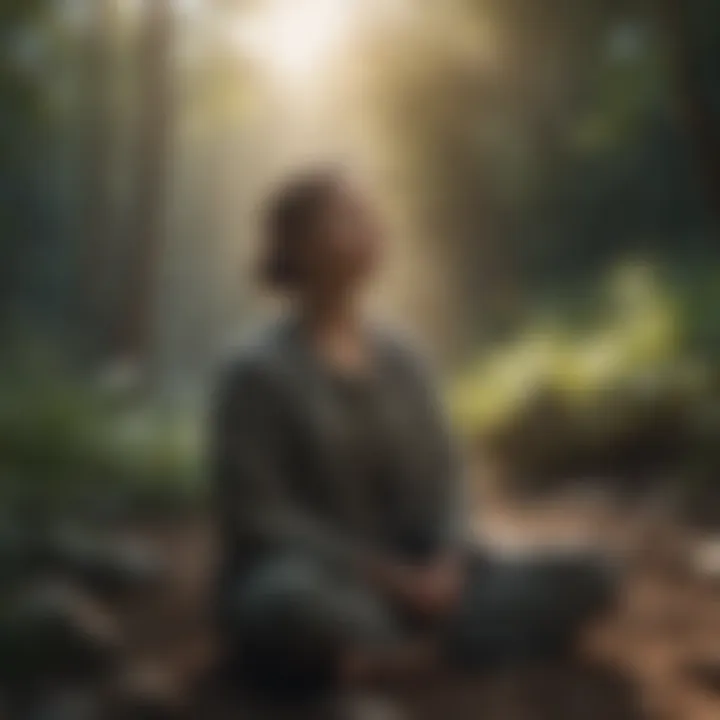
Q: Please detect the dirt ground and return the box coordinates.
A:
[108,493,720,720]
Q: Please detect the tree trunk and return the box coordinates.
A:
[656,0,720,224]
[80,0,118,355]
[117,0,173,366]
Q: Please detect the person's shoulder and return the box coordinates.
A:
[214,318,290,389]
[372,321,437,379]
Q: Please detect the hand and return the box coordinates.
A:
[365,554,463,620]
[410,555,463,619]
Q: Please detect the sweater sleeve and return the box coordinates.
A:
[212,356,371,569]
[399,344,471,554]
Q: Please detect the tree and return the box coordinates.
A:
[0,0,48,335]
[117,0,174,367]
[80,0,119,355]
[655,0,720,226]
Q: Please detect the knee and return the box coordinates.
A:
[226,556,344,701]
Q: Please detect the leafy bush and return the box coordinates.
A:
[0,366,203,523]
[451,262,719,493]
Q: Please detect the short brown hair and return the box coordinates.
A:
[260,168,342,288]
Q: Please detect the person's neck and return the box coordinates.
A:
[300,292,369,373]
[298,283,359,330]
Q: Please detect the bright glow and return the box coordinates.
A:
[231,0,358,84]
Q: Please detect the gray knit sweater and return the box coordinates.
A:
[212,316,465,585]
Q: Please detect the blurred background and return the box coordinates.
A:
[2,0,720,718]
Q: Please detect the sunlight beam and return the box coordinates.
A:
[230,0,359,86]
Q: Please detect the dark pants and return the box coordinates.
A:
[223,547,616,703]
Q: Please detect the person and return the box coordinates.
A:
[211,168,615,716]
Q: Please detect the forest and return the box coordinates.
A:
[1,0,720,717]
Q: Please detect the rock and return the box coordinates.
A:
[448,550,619,669]
[50,531,164,602]
[0,521,55,587]
[25,689,101,720]
[0,579,123,690]
[0,523,164,603]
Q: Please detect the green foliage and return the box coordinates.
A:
[0,363,203,522]
[453,262,684,429]
[0,0,718,507]
[574,25,664,153]
[451,262,718,489]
